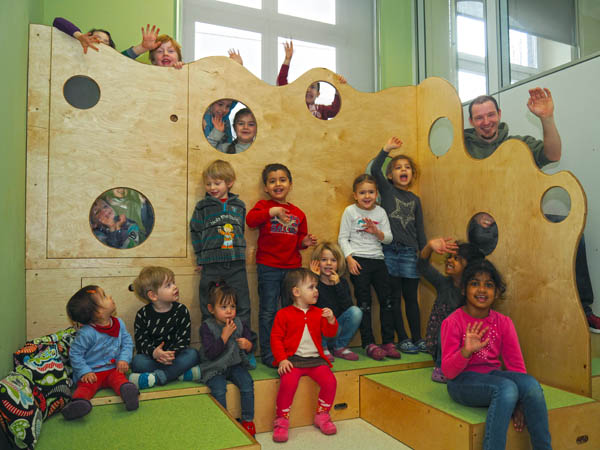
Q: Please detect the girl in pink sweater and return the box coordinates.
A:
[441,259,551,450]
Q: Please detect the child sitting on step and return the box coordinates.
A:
[62,285,139,420]
[271,268,339,442]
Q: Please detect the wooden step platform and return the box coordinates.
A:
[39,394,258,450]
[91,348,433,433]
[360,367,600,450]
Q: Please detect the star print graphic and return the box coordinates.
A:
[389,197,415,228]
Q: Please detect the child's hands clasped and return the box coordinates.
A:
[461,321,489,358]
[383,136,403,153]
[321,307,335,324]
[221,318,237,343]
[153,342,176,365]
[278,359,294,375]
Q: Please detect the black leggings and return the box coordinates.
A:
[389,276,421,342]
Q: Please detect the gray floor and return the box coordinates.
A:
[255,418,413,450]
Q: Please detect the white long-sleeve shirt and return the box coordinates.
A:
[338,204,392,260]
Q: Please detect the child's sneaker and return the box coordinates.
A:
[178,365,202,381]
[415,339,428,353]
[587,313,600,334]
[129,372,156,389]
[120,382,139,411]
[365,343,386,360]
[314,412,337,435]
[323,350,335,363]
[333,347,359,361]
[61,398,92,420]
[272,416,289,442]
[247,353,257,369]
[431,367,447,383]
[381,343,402,359]
[398,339,419,354]
[241,420,256,437]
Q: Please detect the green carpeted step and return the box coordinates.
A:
[38,394,252,450]
[365,367,596,424]
[94,347,432,398]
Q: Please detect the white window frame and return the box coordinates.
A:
[178,0,377,92]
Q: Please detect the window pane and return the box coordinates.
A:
[217,0,261,9]
[458,70,486,102]
[277,37,336,105]
[457,15,486,57]
[278,0,336,25]
[194,22,262,79]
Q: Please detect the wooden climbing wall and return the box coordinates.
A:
[26,24,590,395]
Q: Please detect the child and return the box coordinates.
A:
[102,187,153,236]
[338,174,401,360]
[149,34,184,69]
[441,259,552,449]
[276,40,346,120]
[203,99,236,146]
[128,266,199,389]
[310,242,362,361]
[62,286,138,420]
[89,198,144,248]
[246,163,318,366]
[371,137,427,354]
[270,268,339,442]
[190,160,254,340]
[199,281,255,436]
[207,108,257,154]
[418,237,483,382]
[53,18,160,58]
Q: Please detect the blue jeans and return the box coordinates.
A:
[257,264,292,366]
[447,370,551,450]
[131,347,198,385]
[206,364,254,421]
[323,306,363,350]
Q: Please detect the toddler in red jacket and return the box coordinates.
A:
[270,268,338,443]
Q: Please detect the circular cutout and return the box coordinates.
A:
[306,81,341,120]
[203,99,256,154]
[468,212,498,256]
[89,188,154,249]
[63,75,100,109]
[541,186,571,223]
[429,117,453,156]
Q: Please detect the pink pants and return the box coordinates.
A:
[73,368,128,400]
[276,365,337,418]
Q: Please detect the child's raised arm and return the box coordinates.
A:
[383,136,403,153]
[283,40,293,65]
[124,24,161,59]
[421,237,458,260]
[228,49,243,66]
[53,17,100,54]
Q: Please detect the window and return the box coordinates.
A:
[180,0,375,92]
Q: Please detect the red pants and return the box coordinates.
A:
[276,365,337,418]
[73,368,128,400]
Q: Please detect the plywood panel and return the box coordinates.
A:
[46,29,188,259]
[416,77,589,395]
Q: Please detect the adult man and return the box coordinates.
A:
[464,88,600,333]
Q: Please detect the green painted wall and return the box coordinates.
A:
[42,0,176,64]
[0,0,42,376]
[378,0,414,88]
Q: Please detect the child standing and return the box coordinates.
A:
[442,259,551,450]
[128,267,199,389]
[418,238,483,382]
[310,242,362,361]
[190,160,254,339]
[246,164,318,366]
[338,174,401,360]
[62,286,138,420]
[371,137,427,354]
[271,268,339,443]
[199,281,256,436]
[207,108,257,154]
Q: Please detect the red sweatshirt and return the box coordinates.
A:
[246,199,308,268]
[270,305,338,367]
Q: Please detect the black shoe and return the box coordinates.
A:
[120,382,139,411]
[62,398,92,420]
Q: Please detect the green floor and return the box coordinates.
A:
[366,367,597,424]
[38,394,252,450]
